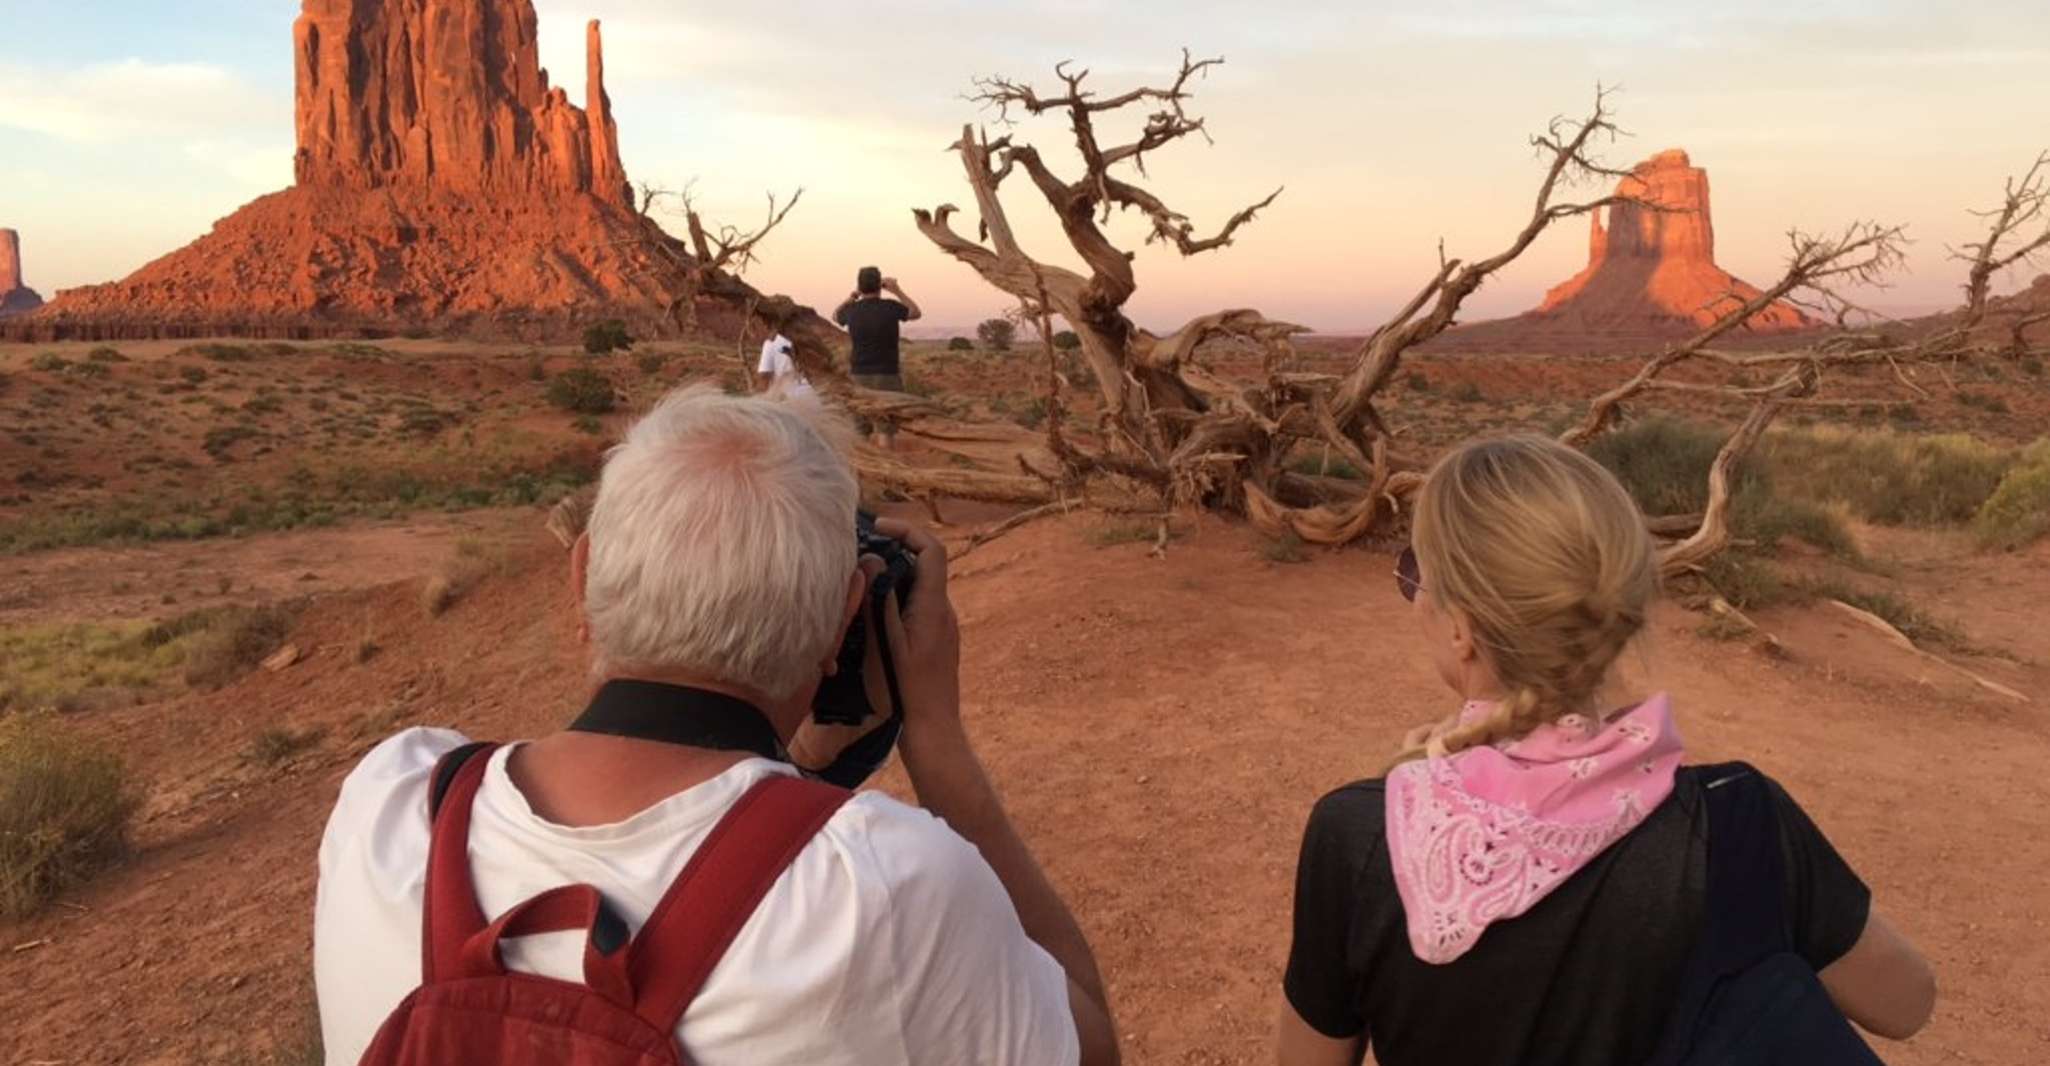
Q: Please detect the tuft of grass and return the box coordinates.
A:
[1406,371,1432,393]
[0,713,139,920]
[572,414,603,435]
[1698,551,1790,610]
[421,576,459,617]
[86,346,128,363]
[1973,439,2050,549]
[246,725,326,767]
[635,351,668,375]
[1958,391,2010,414]
[1284,451,1366,481]
[30,351,71,372]
[546,367,616,414]
[1260,531,1310,564]
[176,605,294,689]
[1695,614,1753,642]
[582,319,634,355]
[1796,576,1967,650]
[422,538,512,617]
[1086,519,1172,548]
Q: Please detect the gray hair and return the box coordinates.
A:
[583,384,858,699]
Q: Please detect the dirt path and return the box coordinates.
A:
[1,515,2046,1064]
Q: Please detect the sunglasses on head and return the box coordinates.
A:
[1394,546,1424,603]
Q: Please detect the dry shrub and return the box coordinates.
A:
[0,713,139,920]
[246,725,327,767]
[423,537,511,618]
[173,605,294,689]
[1974,439,2050,549]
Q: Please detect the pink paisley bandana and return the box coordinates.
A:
[1384,692,1685,964]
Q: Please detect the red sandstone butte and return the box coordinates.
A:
[0,228,45,317]
[7,0,669,341]
[1432,149,1814,353]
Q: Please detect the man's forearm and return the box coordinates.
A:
[899,715,1109,1008]
[886,286,923,320]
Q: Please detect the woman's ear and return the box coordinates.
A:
[569,532,592,645]
[1447,605,1478,665]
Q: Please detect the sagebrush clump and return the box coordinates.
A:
[547,367,616,414]
[0,713,139,919]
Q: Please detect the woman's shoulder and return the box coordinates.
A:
[1302,778,1392,855]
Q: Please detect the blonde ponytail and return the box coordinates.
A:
[1390,436,1658,766]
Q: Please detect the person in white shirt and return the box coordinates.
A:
[755,331,814,399]
[313,385,1117,1065]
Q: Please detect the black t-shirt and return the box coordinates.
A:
[1283,765,1871,1066]
[836,297,911,374]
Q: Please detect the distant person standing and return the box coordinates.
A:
[834,266,922,449]
[755,329,814,399]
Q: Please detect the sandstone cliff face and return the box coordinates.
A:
[292,0,629,207]
[0,228,46,318]
[6,0,666,341]
[1430,149,1812,353]
[1532,149,1809,334]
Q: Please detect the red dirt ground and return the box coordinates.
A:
[2,509,2046,1065]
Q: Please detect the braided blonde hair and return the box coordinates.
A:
[1391,435,1658,765]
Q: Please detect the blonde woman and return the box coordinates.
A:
[1276,436,1935,1066]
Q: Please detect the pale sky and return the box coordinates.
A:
[4,1,2047,331]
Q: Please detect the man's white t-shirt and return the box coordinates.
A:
[314,728,1078,1066]
[757,334,815,398]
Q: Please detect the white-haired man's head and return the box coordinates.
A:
[580,384,859,701]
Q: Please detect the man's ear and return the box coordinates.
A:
[569,532,593,645]
[819,569,867,677]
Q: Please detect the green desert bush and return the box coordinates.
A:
[0,713,139,919]
[977,318,1016,351]
[1051,330,1081,350]
[1588,418,1855,557]
[582,319,634,355]
[1757,426,2011,527]
[947,336,974,351]
[30,352,70,372]
[86,346,127,363]
[1973,439,2050,549]
[546,367,616,414]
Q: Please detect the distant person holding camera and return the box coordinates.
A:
[835,265,921,450]
[1277,436,1934,1066]
[314,385,1116,1065]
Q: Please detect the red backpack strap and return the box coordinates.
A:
[420,741,502,983]
[627,774,850,1035]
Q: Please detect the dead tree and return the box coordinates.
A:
[912,56,1646,536]
[635,182,801,330]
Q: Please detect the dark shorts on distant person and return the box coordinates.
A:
[851,373,904,435]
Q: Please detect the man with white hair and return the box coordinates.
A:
[313,385,1117,1065]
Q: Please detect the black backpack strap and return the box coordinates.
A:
[1653,763,1886,1066]
[428,741,495,820]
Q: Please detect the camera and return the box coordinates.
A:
[812,511,917,727]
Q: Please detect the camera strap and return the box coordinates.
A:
[567,679,786,762]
